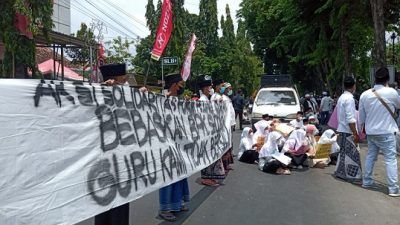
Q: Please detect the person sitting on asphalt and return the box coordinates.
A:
[308,115,323,134]
[238,128,261,164]
[309,129,340,168]
[258,122,291,175]
[252,122,269,151]
[283,129,310,170]
[289,111,304,129]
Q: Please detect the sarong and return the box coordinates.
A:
[201,159,226,179]
[159,179,190,212]
[334,133,362,181]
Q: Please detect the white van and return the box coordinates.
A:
[251,87,301,124]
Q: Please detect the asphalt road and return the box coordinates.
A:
[76,126,400,225]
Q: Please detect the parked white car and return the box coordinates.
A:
[251,87,301,124]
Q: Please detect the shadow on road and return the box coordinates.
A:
[330,174,388,195]
[157,185,219,225]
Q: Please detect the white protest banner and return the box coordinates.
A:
[0,79,232,225]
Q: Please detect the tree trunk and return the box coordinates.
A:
[370,0,387,68]
[340,15,352,77]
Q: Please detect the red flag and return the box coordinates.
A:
[181,34,197,81]
[151,0,173,61]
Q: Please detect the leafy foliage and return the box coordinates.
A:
[0,0,53,77]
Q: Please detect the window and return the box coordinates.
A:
[256,90,297,105]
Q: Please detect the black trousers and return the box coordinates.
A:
[290,154,308,166]
[262,160,285,173]
[235,110,243,129]
[94,203,129,225]
[239,150,259,164]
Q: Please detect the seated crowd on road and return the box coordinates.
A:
[98,64,399,224]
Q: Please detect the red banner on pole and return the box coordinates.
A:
[151,0,173,61]
[181,34,197,81]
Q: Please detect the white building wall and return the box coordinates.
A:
[52,0,71,34]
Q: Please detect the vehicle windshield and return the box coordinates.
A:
[255,90,297,105]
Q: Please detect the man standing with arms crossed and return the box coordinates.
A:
[359,67,400,197]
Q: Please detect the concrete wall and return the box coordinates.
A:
[52,0,71,35]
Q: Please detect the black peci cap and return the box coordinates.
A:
[164,73,183,89]
[375,67,390,80]
[197,75,213,88]
[213,78,224,86]
[100,63,126,81]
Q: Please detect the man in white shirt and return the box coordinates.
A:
[319,91,334,125]
[359,67,400,197]
[334,76,362,182]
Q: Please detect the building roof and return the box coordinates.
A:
[35,30,98,48]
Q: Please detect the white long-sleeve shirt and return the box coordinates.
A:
[359,85,400,135]
[337,91,357,134]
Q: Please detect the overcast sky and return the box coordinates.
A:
[70,0,242,45]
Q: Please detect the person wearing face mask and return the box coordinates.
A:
[197,75,226,187]
[289,111,304,129]
[221,82,236,171]
[238,128,260,164]
[210,78,224,101]
[158,73,190,222]
[334,76,362,183]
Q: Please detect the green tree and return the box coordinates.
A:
[0,0,53,77]
[66,23,96,65]
[198,0,219,57]
[105,36,134,64]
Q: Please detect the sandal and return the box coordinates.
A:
[159,211,176,222]
[201,179,219,187]
[180,205,189,211]
[283,169,291,175]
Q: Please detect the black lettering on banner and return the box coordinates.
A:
[130,109,148,147]
[75,84,93,106]
[147,92,158,112]
[112,154,132,198]
[199,140,211,165]
[194,114,207,136]
[123,87,134,109]
[160,148,172,182]
[173,115,185,141]
[130,151,148,191]
[145,150,157,185]
[102,87,114,106]
[34,81,75,107]
[96,105,119,152]
[92,86,99,107]
[133,88,144,110]
[112,86,124,108]
[114,108,136,146]
[187,115,199,141]
[56,82,75,106]
[183,143,195,170]
[87,159,117,206]
[152,111,166,143]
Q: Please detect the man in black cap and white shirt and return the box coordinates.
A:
[359,67,400,197]
[197,75,226,186]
